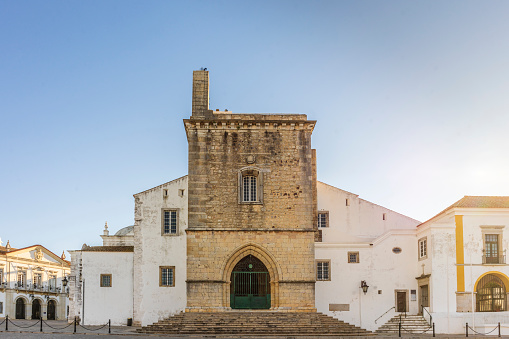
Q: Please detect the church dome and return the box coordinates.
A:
[114,225,134,236]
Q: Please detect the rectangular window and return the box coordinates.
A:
[160,266,175,287]
[243,175,257,202]
[0,268,3,284]
[49,275,57,291]
[0,301,3,314]
[419,237,427,259]
[348,252,359,263]
[239,170,262,204]
[100,274,112,287]
[485,234,500,263]
[162,210,178,235]
[17,271,26,287]
[318,211,329,228]
[316,260,330,281]
[33,273,42,289]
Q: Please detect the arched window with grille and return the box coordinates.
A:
[476,274,507,312]
[239,168,263,204]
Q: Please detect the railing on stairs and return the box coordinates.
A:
[421,305,432,326]
[374,306,395,324]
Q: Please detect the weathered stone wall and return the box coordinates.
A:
[185,81,317,311]
[185,117,316,230]
[186,230,316,310]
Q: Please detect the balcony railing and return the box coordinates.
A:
[482,254,506,264]
[2,282,63,293]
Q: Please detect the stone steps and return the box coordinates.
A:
[376,314,431,334]
[138,311,373,336]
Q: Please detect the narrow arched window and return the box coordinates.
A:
[239,168,263,204]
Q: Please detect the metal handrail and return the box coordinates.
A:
[421,305,432,326]
[375,306,395,324]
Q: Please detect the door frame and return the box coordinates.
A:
[15,298,26,319]
[231,271,271,309]
[394,289,409,313]
[47,300,56,320]
[32,298,41,320]
[417,274,431,314]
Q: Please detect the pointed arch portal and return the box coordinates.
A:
[230,255,270,309]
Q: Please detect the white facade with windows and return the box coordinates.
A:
[0,243,70,321]
[67,174,509,333]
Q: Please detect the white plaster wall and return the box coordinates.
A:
[81,252,133,325]
[423,211,509,333]
[133,176,188,326]
[102,235,134,246]
[315,232,418,332]
[461,213,509,292]
[0,293,5,316]
[317,182,420,243]
[429,225,457,314]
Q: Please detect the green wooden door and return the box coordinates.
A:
[231,271,270,309]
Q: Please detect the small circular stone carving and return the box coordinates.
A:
[246,155,255,164]
[392,247,402,254]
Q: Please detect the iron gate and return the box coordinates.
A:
[231,271,270,309]
[476,274,507,312]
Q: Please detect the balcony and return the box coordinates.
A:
[2,282,64,294]
[482,252,506,264]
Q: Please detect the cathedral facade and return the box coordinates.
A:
[68,71,509,334]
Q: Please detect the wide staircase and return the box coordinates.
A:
[138,311,373,336]
[376,314,431,334]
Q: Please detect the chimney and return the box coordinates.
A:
[192,69,210,117]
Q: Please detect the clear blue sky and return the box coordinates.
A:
[2,1,509,255]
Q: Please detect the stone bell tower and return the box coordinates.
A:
[184,70,317,311]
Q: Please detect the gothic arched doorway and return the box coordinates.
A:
[47,300,56,320]
[476,274,507,312]
[15,298,25,319]
[32,299,41,319]
[230,255,271,309]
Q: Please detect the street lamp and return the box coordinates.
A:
[361,280,369,294]
[62,276,68,287]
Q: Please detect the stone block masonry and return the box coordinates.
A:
[184,69,317,312]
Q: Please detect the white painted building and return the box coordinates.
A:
[67,71,509,333]
[0,242,70,321]
[315,181,421,331]
[68,176,509,333]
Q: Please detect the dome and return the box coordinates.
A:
[114,225,134,236]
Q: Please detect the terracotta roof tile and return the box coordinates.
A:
[81,246,134,252]
[419,196,509,227]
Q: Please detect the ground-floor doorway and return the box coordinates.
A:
[230,255,271,309]
[47,300,56,320]
[396,291,407,312]
[15,298,25,319]
[32,299,41,319]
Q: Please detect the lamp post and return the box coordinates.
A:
[359,280,369,328]
[62,276,68,287]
